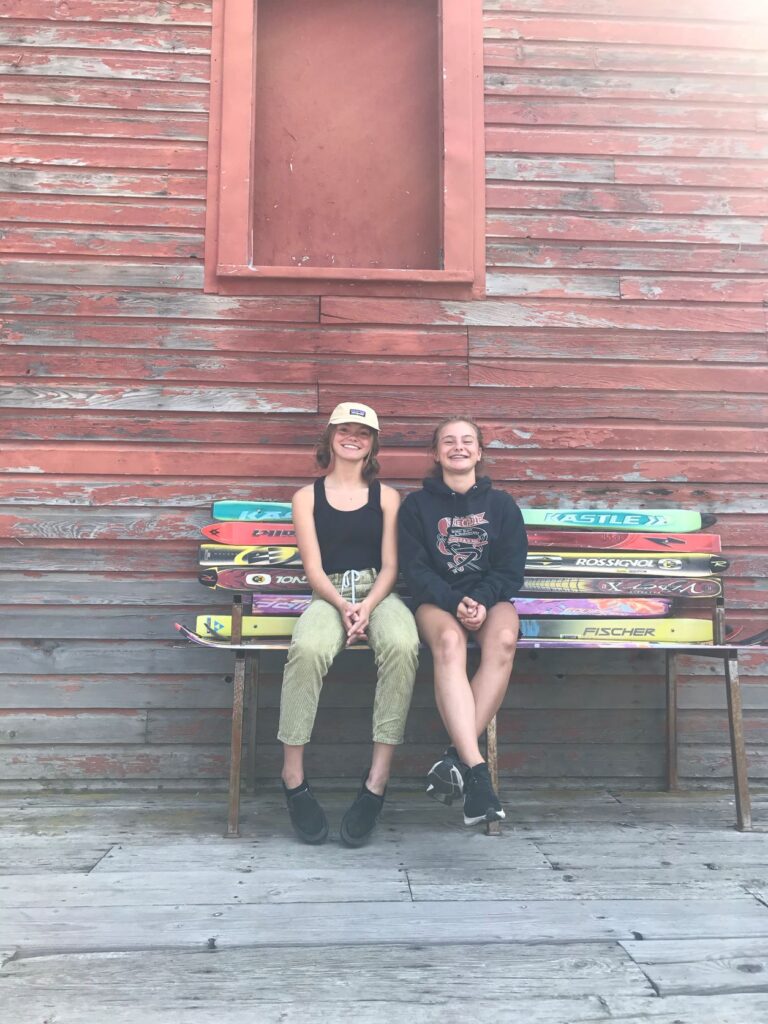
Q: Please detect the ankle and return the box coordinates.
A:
[282,770,305,790]
[365,772,388,797]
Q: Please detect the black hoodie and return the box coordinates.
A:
[398,475,528,614]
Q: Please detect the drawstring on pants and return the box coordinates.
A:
[340,569,361,604]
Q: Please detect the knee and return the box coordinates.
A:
[432,628,466,663]
[493,628,518,662]
[375,630,419,664]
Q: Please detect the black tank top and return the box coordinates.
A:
[313,477,383,574]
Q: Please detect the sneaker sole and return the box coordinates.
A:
[426,782,454,806]
[463,807,506,827]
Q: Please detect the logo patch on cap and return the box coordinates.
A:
[349,408,366,417]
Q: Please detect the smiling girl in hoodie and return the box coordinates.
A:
[398,416,527,825]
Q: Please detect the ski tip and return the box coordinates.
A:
[701,513,717,528]
[198,569,218,588]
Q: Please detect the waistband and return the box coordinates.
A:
[326,568,378,602]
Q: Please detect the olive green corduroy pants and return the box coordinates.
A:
[278,569,419,746]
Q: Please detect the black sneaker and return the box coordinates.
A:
[426,745,468,805]
[340,777,385,848]
[463,762,505,826]
[283,779,329,845]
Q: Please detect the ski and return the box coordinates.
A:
[521,576,722,598]
[199,544,727,576]
[212,500,714,533]
[191,614,711,643]
[240,594,670,617]
[526,552,728,578]
[526,530,721,553]
[176,621,766,651]
[198,544,301,567]
[213,500,292,522]
[196,614,296,638]
[514,597,671,617]
[520,618,713,643]
[203,521,721,553]
[248,594,313,615]
[201,522,297,544]
[198,568,310,591]
[521,509,714,532]
[199,570,721,599]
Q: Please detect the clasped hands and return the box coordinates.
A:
[341,599,370,646]
[457,596,487,632]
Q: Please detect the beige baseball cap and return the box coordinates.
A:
[327,402,379,431]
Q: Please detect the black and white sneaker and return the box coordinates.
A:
[462,762,505,826]
[426,745,468,806]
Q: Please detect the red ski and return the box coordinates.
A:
[526,530,721,553]
[201,522,297,545]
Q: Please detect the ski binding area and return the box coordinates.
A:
[174,500,767,837]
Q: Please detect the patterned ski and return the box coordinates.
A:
[196,614,296,638]
[176,621,768,651]
[526,552,728,577]
[199,544,727,576]
[245,594,671,617]
[213,500,293,522]
[193,614,711,643]
[526,531,721,553]
[520,618,713,643]
[197,567,721,598]
[212,500,714,533]
[201,522,297,544]
[198,568,310,591]
[521,576,722,598]
[203,520,720,553]
[198,544,301,567]
[521,509,714,532]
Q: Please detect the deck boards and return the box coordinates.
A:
[3,790,768,1023]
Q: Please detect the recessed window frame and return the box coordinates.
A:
[204,0,485,298]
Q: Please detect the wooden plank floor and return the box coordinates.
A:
[2,788,768,1023]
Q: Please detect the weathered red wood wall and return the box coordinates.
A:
[0,0,766,790]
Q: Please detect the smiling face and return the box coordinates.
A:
[434,419,482,477]
[331,421,375,463]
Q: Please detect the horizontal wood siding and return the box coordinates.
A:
[0,0,766,790]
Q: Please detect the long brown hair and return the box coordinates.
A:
[315,424,381,483]
[429,416,484,478]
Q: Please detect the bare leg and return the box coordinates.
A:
[367,741,395,795]
[416,604,483,767]
[471,602,519,733]
[282,744,305,789]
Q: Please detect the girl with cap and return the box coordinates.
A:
[397,416,527,826]
[278,402,419,847]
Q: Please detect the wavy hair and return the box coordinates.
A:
[429,416,485,478]
[315,424,380,483]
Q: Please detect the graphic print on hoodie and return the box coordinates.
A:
[436,511,489,575]
[398,476,528,614]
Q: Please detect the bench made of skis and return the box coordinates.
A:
[176,500,767,837]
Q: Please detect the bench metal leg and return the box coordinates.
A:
[724,652,752,831]
[485,714,500,836]
[245,653,260,794]
[225,652,246,838]
[665,652,679,791]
